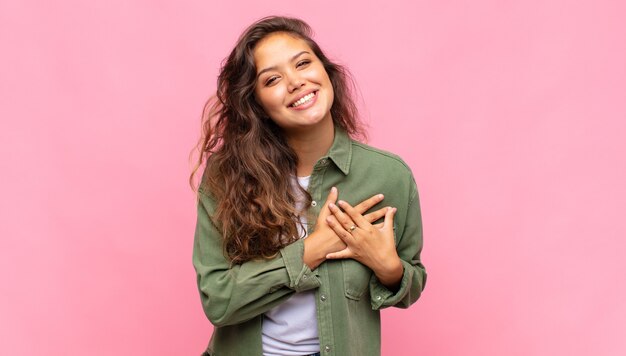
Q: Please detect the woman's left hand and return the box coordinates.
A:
[325,200,404,289]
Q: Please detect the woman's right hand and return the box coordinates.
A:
[303,187,386,269]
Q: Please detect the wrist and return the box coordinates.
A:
[374,257,403,290]
[303,232,326,270]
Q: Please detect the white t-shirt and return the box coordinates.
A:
[261,175,319,356]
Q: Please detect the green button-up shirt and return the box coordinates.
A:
[193,128,427,356]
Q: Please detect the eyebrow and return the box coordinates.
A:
[256,51,310,80]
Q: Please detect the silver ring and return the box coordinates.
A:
[349,225,357,232]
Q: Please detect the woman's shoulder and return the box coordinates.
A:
[347,140,419,202]
[350,140,415,176]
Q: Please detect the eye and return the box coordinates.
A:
[297,59,311,68]
[265,76,279,86]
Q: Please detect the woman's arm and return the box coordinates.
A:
[193,188,389,327]
[325,179,427,309]
[193,191,316,327]
[369,181,426,309]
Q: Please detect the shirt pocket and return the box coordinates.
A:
[342,259,373,300]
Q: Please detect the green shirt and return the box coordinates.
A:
[193,128,427,356]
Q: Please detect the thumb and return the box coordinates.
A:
[326,247,353,260]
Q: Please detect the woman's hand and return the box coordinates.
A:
[303,188,388,270]
[325,200,404,290]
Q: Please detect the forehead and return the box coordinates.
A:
[253,32,313,70]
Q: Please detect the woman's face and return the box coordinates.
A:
[253,32,334,135]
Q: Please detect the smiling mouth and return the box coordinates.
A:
[290,91,317,108]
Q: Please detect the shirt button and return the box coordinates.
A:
[376,296,382,300]
[302,274,308,280]
[324,345,331,352]
[320,158,327,165]
[320,294,327,301]
[311,201,317,207]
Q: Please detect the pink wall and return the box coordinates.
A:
[1,0,625,355]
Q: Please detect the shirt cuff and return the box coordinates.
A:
[369,260,411,310]
[280,239,321,292]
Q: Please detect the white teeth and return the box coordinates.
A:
[291,92,315,107]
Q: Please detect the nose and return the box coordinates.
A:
[287,73,305,93]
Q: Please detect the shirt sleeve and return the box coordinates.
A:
[192,189,321,327]
[369,179,427,310]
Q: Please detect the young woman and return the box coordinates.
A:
[191,16,426,356]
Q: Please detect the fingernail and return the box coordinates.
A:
[329,203,336,209]
[331,187,336,193]
[338,200,345,206]
[378,194,384,199]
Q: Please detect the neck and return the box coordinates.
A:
[285,118,335,177]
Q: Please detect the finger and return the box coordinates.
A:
[327,215,353,235]
[382,207,397,232]
[326,215,339,225]
[326,247,353,260]
[326,215,355,242]
[337,200,370,228]
[319,187,338,217]
[373,222,384,229]
[323,187,338,207]
[353,193,384,215]
[363,206,390,224]
[328,202,356,231]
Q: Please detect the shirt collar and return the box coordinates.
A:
[325,126,352,176]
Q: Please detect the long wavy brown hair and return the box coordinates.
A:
[190,16,365,264]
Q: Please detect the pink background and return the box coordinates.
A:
[1,0,625,355]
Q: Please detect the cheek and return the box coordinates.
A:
[309,67,334,96]
[261,89,287,111]
[255,93,275,112]
[326,78,334,97]
[323,75,334,105]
